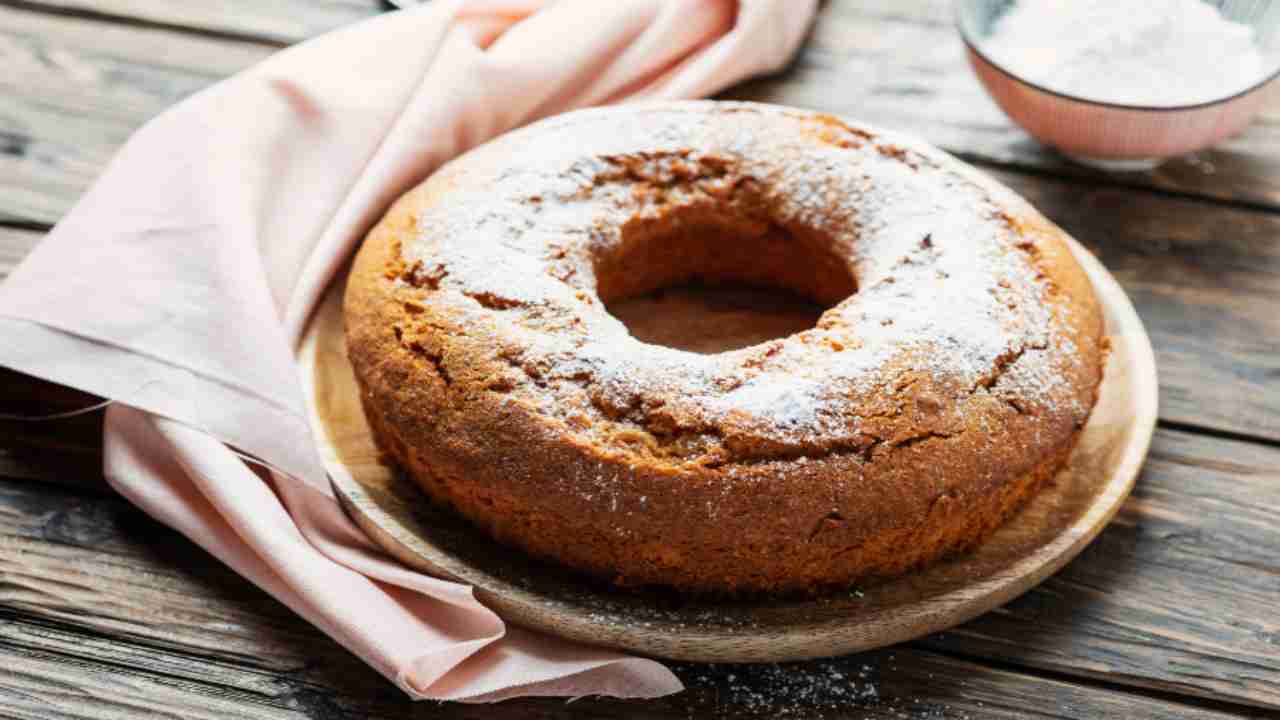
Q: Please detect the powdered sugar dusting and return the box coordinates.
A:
[674,655,982,718]
[713,377,827,430]
[681,661,881,717]
[398,102,1093,465]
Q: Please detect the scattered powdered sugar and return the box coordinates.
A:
[711,376,828,430]
[674,656,980,719]
[402,102,1085,462]
[680,661,881,717]
[981,0,1270,107]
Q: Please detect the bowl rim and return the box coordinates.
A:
[954,2,1280,113]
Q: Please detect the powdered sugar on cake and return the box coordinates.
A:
[399,102,1089,463]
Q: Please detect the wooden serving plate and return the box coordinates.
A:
[300,237,1157,663]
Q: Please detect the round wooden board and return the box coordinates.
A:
[301,237,1157,663]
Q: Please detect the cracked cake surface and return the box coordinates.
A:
[344,101,1105,594]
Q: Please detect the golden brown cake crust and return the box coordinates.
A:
[344,101,1105,595]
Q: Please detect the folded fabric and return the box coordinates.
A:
[0,0,816,701]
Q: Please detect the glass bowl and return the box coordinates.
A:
[955,0,1280,170]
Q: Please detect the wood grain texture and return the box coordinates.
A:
[1,1,1277,229]
[0,1,1277,716]
[0,4,272,224]
[0,0,380,44]
[2,428,1276,711]
[923,429,1280,709]
[989,171,1280,442]
[0,226,39,277]
[0,545,1266,719]
[2,635,1252,720]
[725,0,1280,210]
[0,644,311,720]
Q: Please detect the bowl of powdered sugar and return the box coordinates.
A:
[956,0,1280,170]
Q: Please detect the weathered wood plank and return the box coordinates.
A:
[0,0,380,45]
[921,429,1280,709]
[1,428,1277,711]
[0,226,40,277]
[727,0,1280,210]
[0,1,1275,716]
[0,610,1263,719]
[0,480,328,670]
[0,4,272,224]
[988,170,1280,442]
[2,1,1278,229]
[0,644,309,720]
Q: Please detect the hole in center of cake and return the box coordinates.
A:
[598,212,856,354]
[606,282,828,354]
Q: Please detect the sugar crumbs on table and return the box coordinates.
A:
[677,659,979,719]
[680,661,880,718]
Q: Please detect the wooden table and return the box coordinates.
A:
[2,2,1278,718]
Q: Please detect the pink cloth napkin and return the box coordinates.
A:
[0,0,816,702]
